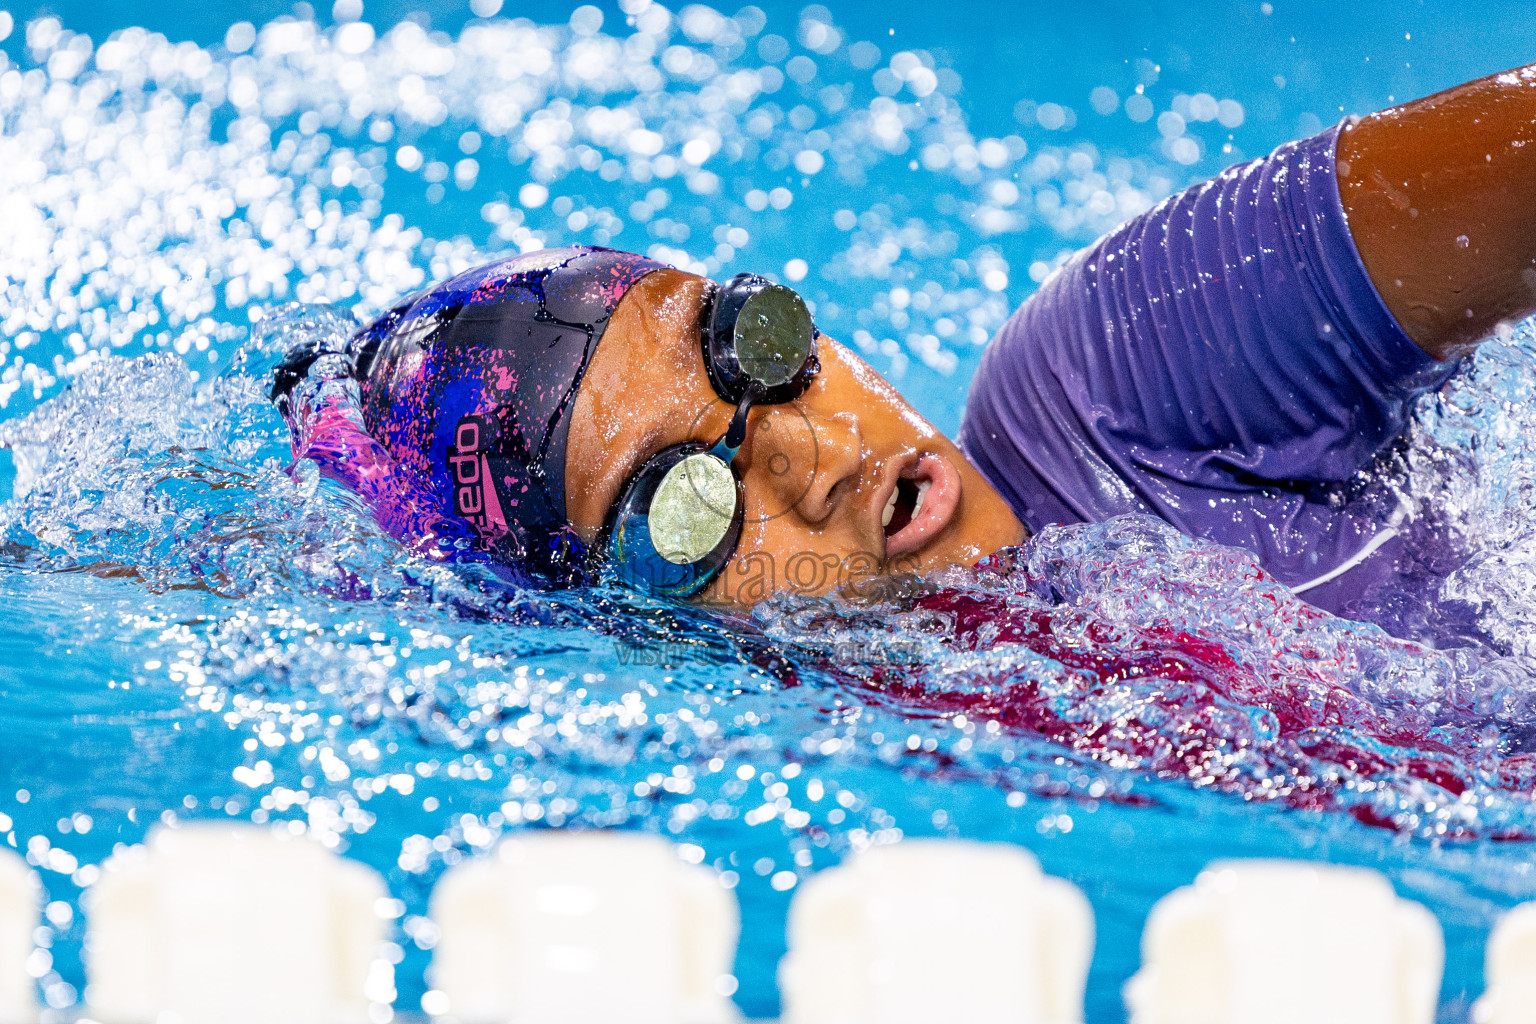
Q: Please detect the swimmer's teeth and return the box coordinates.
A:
[882,488,898,528]
[913,479,931,519]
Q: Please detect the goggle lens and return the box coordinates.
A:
[648,452,738,564]
[609,440,744,597]
[604,274,818,598]
[733,285,815,389]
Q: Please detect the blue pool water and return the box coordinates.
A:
[3,1,1536,1019]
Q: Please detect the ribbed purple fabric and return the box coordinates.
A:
[959,125,1466,630]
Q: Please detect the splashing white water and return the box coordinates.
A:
[2,7,1536,1019]
[0,6,1179,419]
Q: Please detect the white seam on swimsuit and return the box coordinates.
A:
[1289,491,1413,595]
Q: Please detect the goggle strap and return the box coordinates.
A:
[722,383,761,453]
[708,435,741,466]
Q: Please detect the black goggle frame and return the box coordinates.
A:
[602,273,820,598]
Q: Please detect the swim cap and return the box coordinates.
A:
[345,246,664,581]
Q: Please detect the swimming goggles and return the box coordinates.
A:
[602,273,819,598]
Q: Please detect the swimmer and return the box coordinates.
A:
[272,63,1536,632]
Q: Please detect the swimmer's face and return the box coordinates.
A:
[565,269,1025,604]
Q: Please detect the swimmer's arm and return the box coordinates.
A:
[1339,62,1536,361]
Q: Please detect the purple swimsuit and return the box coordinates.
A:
[959,125,1468,637]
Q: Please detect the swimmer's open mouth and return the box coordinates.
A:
[880,454,961,560]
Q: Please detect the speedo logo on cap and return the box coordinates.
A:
[447,414,508,541]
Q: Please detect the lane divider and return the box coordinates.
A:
[1476,902,1536,1024]
[1125,859,1442,1024]
[780,840,1091,1024]
[0,850,36,1024]
[427,831,739,1024]
[84,825,394,1024]
[0,830,1525,1023]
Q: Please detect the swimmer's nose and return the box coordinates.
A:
[743,405,863,525]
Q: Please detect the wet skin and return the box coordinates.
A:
[564,63,1536,606]
[563,269,1025,604]
[1340,62,1536,360]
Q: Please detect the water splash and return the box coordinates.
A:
[4,5,1536,1020]
[1416,322,1536,662]
[7,314,1536,1016]
[0,5,1185,428]
[8,320,1536,848]
[756,515,1536,839]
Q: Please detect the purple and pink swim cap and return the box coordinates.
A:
[277,246,665,584]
